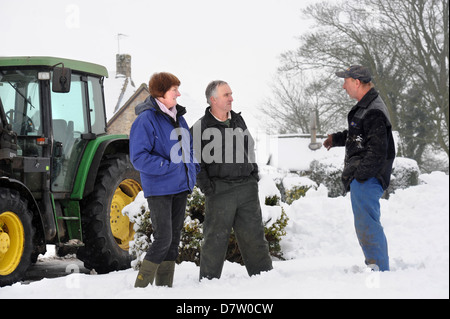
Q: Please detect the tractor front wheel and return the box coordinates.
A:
[0,187,35,287]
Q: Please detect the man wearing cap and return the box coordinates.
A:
[323,65,395,271]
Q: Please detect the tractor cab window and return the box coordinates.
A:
[50,73,89,193]
[51,74,88,135]
[50,74,106,193]
[88,76,106,135]
[0,69,42,156]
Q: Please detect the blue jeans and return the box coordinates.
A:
[350,178,389,271]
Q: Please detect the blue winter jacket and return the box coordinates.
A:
[129,96,200,197]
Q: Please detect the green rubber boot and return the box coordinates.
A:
[155,261,176,287]
[134,260,159,288]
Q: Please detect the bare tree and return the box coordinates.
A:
[372,0,449,156]
[261,75,310,134]
[260,74,348,135]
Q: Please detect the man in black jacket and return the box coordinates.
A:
[323,65,395,271]
[192,80,272,280]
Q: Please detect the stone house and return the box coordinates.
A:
[106,83,149,135]
[106,54,150,135]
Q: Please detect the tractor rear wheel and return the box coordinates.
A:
[0,187,35,287]
[77,154,141,273]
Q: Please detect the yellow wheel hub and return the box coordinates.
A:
[0,212,25,276]
[0,232,11,254]
[110,179,142,251]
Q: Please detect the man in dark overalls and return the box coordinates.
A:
[192,80,273,280]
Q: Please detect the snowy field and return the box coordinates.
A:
[1,169,448,299]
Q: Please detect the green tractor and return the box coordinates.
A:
[0,56,142,286]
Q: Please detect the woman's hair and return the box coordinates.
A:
[148,72,181,98]
[205,80,228,105]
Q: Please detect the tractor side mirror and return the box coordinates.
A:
[52,66,72,93]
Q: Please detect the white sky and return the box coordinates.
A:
[1,0,315,129]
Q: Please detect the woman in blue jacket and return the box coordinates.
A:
[130,72,199,288]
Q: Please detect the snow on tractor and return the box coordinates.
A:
[0,56,142,286]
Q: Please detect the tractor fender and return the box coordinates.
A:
[71,135,130,200]
[0,177,46,249]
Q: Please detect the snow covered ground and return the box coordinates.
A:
[1,169,448,299]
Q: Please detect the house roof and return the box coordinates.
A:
[106,82,149,127]
[104,73,137,120]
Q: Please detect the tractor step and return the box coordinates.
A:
[55,239,84,257]
[57,239,84,247]
[52,198,83,242]
[57,216,80,221]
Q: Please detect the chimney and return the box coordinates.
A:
[116,54,131,78]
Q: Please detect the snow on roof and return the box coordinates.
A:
[103,72,137,121]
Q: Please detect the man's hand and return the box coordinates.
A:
[323,134,333,151]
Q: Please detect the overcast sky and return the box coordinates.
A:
[1,0,314,128]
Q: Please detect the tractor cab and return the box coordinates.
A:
[0,57,141,287]
[0,58,107,196]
